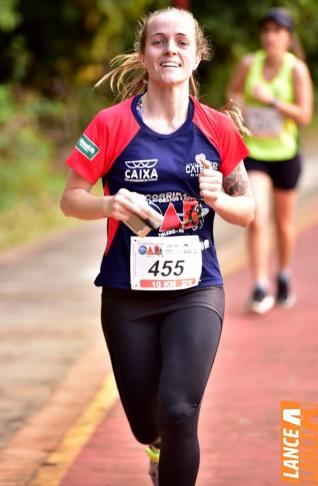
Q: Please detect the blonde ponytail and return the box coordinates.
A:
[95,52,147,100]
[221,99,251,136]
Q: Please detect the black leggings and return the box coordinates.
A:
[101,287,223,486]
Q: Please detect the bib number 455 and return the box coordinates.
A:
[130,235,202,290]
[148,259,184,277]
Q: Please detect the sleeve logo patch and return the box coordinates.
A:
[75,134,100,160]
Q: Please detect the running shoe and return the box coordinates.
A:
[145,445,160,486]
[248,286,274,314]
[276,275,296,308]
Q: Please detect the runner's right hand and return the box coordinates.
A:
[103,188,149,221]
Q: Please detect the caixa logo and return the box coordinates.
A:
[125,159,158,182]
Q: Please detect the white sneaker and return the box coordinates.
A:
[248,287,274,314]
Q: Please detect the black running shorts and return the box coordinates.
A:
[244,154,302,190]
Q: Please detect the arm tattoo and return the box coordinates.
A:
[223,161,250,196]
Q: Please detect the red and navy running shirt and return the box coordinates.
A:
[65,95,249,289]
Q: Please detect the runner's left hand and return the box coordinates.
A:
[199,158,223,204]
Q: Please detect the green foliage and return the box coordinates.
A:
[1,0,317,103]
[192,0,318,106]
[0,0,169,89]
[0,84,68,247]
[0,0,21,32]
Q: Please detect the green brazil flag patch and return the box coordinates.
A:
[76,134,100,160]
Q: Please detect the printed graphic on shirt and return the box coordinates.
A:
[137,238,210,257]
[124,159,158,182]
[75,134,100,160]
[146,196,210,236]
[185,153,220,177]
[146,192,192,204]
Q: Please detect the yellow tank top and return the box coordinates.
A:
[244,50,298,161]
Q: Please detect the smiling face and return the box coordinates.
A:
[140,11,200,90]
[260,21,291,57]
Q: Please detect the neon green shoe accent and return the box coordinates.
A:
[145,445,160,463]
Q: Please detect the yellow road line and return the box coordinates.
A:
[29,372,118,486]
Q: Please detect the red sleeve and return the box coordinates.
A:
[65,111,108,184]
[192,99,249,177]
[65,98,140,184]
[216,112,249,177]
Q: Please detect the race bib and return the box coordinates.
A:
[247,107,283,137]
[130,235,202,291]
